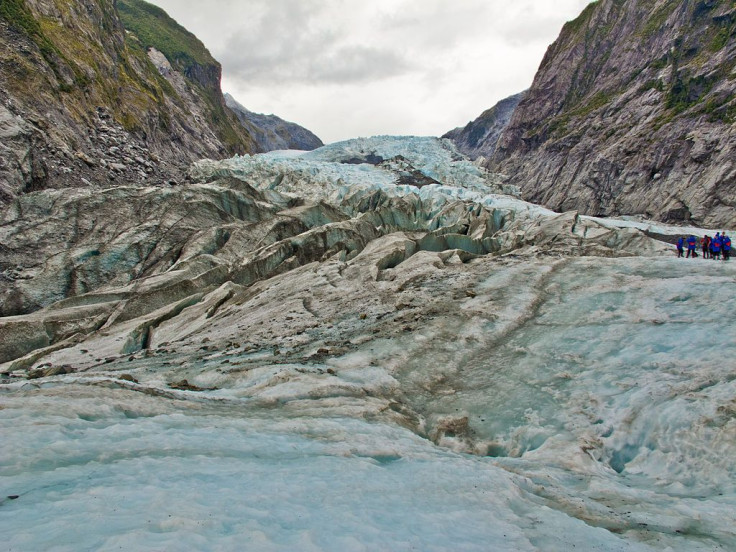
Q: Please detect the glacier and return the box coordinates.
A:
[1,137,735,551]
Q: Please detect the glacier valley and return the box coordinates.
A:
[1,137,735,551]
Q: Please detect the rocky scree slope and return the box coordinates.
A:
[0,0,257,204]
[443,91,525,162]
[489,0,736,228]
[225,93,324,153]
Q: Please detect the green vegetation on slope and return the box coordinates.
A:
[0,0,57,62]
[0,0,44,39]
[117,0,254,153]
[657,3,736,122]
[560,1,599,37]
[552,0,736,134]
[0,0,85,91]
[666,74,714,113]
[117,0,217,76]
[640,0,681,38]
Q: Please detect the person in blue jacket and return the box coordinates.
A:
[686,235,697,258]
[676,236,684,257]
[712,234,722,260]
[723,233,731,261]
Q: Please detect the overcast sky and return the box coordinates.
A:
[147,0,592,144]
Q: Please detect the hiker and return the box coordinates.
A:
[723,233,731,260]
[686,235,697,258]
[702,235,711,259]
[712,234,722,260]
[676,236,684,257]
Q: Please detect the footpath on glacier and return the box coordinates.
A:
[1,137,735,551]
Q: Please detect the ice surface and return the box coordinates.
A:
[3,137,736,550]
[2,387,655,552]
[3,256,734,550]
[190,136,554,221]
[194,136,731,239]
[583,215,734,239]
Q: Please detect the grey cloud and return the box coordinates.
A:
[495,1,594,45]
[307,45,412,84]
[377,0,502,50]
[497,14,576,46]
[211,0,413,86]
[220,36,412,86]
[149,0,593,141]
[377,0,591,52]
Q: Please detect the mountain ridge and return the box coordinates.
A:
[0,0,322,205]
[224,93,324,152]
[0,0,263,203]
[442,91,525,162]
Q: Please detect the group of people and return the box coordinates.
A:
[677,232,731,260]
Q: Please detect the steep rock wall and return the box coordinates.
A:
[489,0,736,227]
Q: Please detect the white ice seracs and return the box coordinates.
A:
[191,136,557,219]
[194,136,733,238]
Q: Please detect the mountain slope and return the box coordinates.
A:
[116,0,254,154]
[225,93,324,152]
[489,0,736,227]
[0,0,257,203]
[443,91,525,161]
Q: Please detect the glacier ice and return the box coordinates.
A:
[190,136,547,219]
[2,136,735,551]
[2,388,660,552]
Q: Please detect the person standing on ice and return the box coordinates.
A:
[686,235,697,258]
[723,233,731,260]
[676,236,684,257]
[712,234,722,260]
[702,235,711,259]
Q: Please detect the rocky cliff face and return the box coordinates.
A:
[225,93,324,152]
[443,92,525,162]
[489,0,736,228]
[0,0,257,204]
